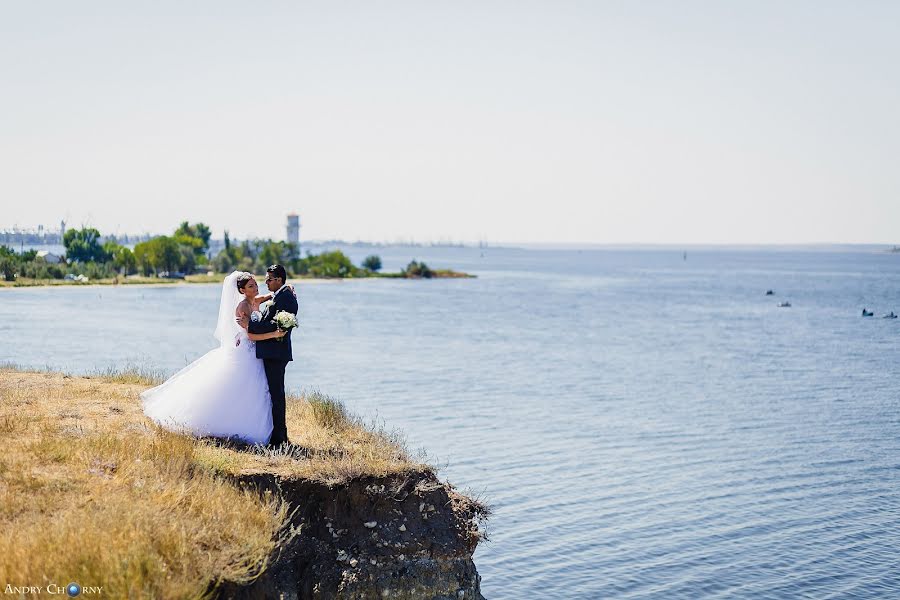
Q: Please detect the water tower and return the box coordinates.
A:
[286,213,300,245]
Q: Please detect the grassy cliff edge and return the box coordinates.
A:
[0,368,488,599]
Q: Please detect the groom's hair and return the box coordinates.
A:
[236,272,253,291]
[267,264,287,284]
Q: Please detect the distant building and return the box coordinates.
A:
[286,213,300,246]
[36,250,62,263]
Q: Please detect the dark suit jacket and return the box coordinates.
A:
[248,286,299,362]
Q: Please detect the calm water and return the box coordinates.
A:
[3,246,900,599]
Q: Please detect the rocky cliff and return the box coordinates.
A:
[215,469,488,600]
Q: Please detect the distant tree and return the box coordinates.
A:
[403,260,434,278]
[133,241,153,276]
[170,222,214,273]
[102,240,120,257]
[0,245,70,281]
[362,255,382,272]
[178,245,197,273]
[157,237,182,273]
[174,222,209,256]
[297,250,358,278]
[110,245,137,275]
[0,252,16,281]
[211,251,233,274]
[240,240,254,261]
[102,241,137,276]
[63,227,107,263]
[193,223,212,251]
[133,236,181,275]
[19,260,54,279]
[211,233,250,274]
[215,230,241,270]
[173,233,204,260]
[258,241,299,273]
[209,236,305,275]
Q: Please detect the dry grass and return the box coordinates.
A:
[0,367,425,596]
[195,389,426,485]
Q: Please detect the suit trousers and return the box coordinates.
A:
[263,359,289,445]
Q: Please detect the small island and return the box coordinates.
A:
[0,221,474,287]
[0,367,489,598]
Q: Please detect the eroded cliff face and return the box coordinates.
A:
[215,470,488,600]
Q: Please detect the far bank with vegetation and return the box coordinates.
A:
[0,221,473,287]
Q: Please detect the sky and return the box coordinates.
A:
[1,1,898,245]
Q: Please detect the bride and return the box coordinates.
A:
[141,271,288,444]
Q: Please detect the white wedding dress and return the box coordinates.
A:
[141,271,274,444]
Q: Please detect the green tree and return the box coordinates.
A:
[193,223,212,251]
[257,241,299,273]
[0,248,16,281]
[156,237,182,274]
[102,240,120,258]
[110,245,137,275]
[178,245,197,273]
[362,255,382,272]
[175,221,192,237]
[298,250,358,278]
[211,251,234,273]
[173,233,204,252]
[133,241,153,276]
[63,227,107,263]
[173,222,211,273]
[403,260,434,278]
[133,236,181,275]
[212,231,249,273]
[174,221,212,254]
[101,241,136,276]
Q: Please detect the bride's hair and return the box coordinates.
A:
[236,272,253,291]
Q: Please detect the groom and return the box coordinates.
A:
[246,264,298,448]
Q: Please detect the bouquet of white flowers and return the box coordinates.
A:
[272,311,298,342]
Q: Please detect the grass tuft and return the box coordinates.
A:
[92,364,167,386]
[307,391,352,431]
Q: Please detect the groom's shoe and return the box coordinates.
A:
[266,438,291,451]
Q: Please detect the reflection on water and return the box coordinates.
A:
[2,246,900,599]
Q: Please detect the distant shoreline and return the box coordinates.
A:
[0,270,474,289]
